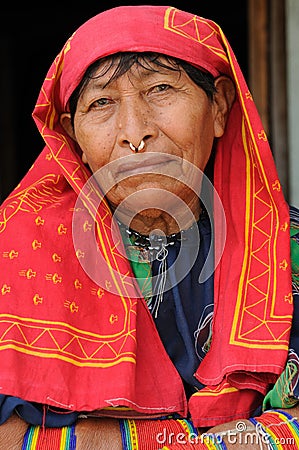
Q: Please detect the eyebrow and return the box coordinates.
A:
[88,64,179,91]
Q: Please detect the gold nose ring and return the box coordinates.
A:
[129,140,145,153]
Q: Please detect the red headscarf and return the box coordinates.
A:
[0,6,292,426]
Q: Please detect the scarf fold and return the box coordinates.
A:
[0,5,292,426]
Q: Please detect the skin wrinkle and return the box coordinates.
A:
[0,5,295,446]
[60,57,234,236]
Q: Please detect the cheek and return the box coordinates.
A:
[75,127,112,172]
[180,111,215,169]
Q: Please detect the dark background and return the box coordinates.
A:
[0,2,248,201]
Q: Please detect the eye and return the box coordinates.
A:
[151,84,171,93]
[91,97,112,108]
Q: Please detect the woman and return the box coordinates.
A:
[0,5,299,449]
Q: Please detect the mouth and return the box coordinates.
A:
[112,153,182,181]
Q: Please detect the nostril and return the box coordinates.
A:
[129,140,146,153]
[124,135,152,153]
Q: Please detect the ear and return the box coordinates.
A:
[60,112,76,140]
[60,113,88,164]
[213,76,236,138]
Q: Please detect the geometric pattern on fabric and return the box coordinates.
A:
[230,121,292,348]
[164,7,228,62]
[0,174,136,367]
[0,315,135,366]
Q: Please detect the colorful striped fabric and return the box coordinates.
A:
[22,425,76,450]
[119,417,199,449]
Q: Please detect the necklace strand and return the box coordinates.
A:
[117,206,206,252]
[117,221,196,251]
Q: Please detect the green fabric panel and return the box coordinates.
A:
[291,235,299,287]
[263,360,299,410]
[118,227,152,300]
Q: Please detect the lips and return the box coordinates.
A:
[112,153,181,180]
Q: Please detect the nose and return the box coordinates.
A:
[117,98,157,152]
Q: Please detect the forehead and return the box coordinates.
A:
[86,54,183,88]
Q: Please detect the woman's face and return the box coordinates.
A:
[61,57,233,226]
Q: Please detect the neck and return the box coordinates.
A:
[114,196,201,236]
